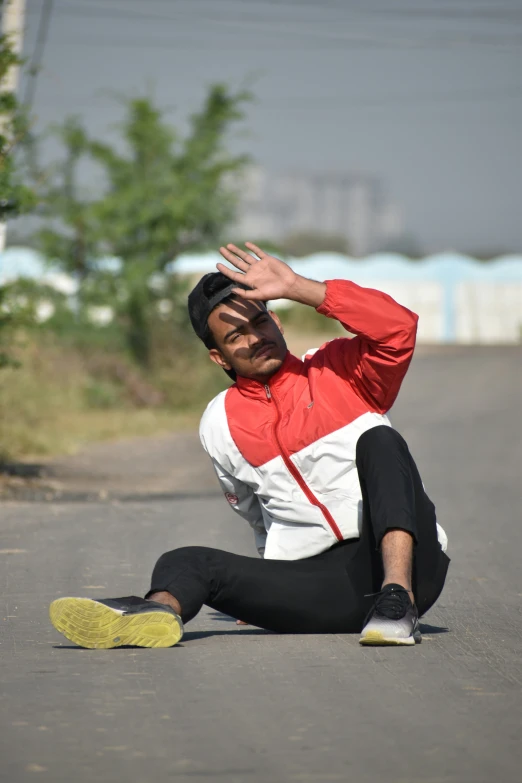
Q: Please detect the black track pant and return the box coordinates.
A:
[148,426,450,633]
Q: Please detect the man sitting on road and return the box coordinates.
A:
[50,243,449,648]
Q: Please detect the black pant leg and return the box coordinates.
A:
[355,425,450,616]
[148,544,367,633]
[356,425,419,547]
[147,426,449,631]
[407,451,450,615]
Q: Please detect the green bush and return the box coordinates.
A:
[83,379,123,409]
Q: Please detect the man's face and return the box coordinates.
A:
[207,297,287,381]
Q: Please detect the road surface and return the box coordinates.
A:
[1,347,521,783]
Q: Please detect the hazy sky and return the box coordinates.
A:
[20,0,522,253]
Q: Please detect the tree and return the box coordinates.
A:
[0,23,36,368]
[39,85,251,366]
[38,116,100,278]
[0,29,34,214]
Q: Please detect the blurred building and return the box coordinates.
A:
[232,165,403,256]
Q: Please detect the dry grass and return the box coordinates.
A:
[0,335,205,461]
[31,408,200,459]
[0,325,341,463]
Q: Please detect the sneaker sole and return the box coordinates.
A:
[359,630,421,646]
[49,597,183,649]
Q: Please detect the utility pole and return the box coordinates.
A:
[0,0,26,254]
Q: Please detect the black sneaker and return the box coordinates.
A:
[49,595,183,649]
[359,583,421,646]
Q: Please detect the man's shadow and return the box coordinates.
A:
[418,623,449,634]
[207,611,449,637]
[52,614,448,649]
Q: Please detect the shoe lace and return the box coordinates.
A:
[364,585,412,622]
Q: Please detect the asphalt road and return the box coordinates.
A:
[1,347,521,783]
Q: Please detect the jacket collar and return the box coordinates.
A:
[235,351,303,401]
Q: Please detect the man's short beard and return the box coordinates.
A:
[239,355,285,382]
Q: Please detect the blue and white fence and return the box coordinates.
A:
[174,251,522,344]
[2,247,522,344]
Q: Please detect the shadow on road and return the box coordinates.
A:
[52,628,273,651]
[0,461,47,478]
[52,624,447,650]
[419,623,449,634]
[0,487,222,503]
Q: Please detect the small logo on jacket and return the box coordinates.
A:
[225,492,239,505]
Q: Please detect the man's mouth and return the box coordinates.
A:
[254,344,275,360]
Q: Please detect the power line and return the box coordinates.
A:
[35,87,522,110]
[262,87,522,107]
[63,0,522,21]
[22,0,54,109]
[23,3,521,51]
[63,0,522,8]
[43,33,522,51]
[27,1,522,37]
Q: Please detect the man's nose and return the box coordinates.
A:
[247,329,263,347]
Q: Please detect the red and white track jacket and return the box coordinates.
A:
[200,279,448,560]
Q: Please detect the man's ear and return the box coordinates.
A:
[209,348,232,371]
[269,309,284,335]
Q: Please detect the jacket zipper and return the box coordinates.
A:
[264,384,343,542]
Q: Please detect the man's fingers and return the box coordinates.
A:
[244,241,265,258]
[215,266,260,298]
[219,247,250,272]
[216,262,246,282]
[225,244,257,265]
[230,287,260,300]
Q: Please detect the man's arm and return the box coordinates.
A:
[316,280,418,412]
[217,243,417,412]
[209,457,267,557]
[200,392,267,556]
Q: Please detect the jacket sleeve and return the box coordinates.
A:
[315,279,418,413]
[209,457,267,557]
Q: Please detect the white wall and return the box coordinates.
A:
[361,281,445,343]
[455,283,522,344]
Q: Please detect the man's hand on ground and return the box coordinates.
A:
[217,242,326,307]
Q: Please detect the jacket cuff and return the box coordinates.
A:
[316,279,348,317]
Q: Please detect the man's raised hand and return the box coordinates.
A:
[217,242,327,307]
[217,242,299,303]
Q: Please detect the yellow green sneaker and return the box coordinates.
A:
[49,595,183,649]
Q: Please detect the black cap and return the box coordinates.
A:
[188,272,252,349]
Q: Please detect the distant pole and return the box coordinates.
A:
[23,0,53,110]
[0,0,27,254]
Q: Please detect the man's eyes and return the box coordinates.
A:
[228,317,268,342]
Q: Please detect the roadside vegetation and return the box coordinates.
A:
[1,40,337,462]
[0,324,223,461]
